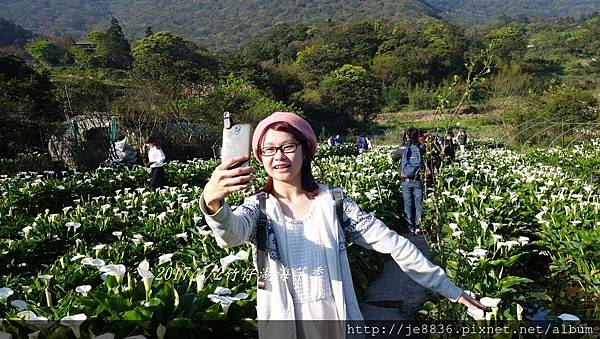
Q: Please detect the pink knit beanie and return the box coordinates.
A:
[252,112,317,161]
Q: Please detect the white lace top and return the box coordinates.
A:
[281,204,333,304]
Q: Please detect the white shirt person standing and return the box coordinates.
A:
[145,136,166,188]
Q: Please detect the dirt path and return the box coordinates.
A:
[359,234,434,320]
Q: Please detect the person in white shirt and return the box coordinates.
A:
[144,136,166,188]
[200,112,488,338]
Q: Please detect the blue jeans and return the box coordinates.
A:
[401,179,424,232]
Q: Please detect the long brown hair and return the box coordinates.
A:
[256,122,320,199]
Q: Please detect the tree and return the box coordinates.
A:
[131,31,217,84]
[96,18,132,68]
[545,87,599,123]
[320,64,381,122]
[485,27,527,62]
[26,40,63,65]
[0,54,60,156]
[294,43,350,85]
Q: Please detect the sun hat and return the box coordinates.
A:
[252,112,317,161]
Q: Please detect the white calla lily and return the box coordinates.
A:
[11,299,28,310]
[158,253,174,265]
[558,313,580,322]
[137,260,154,293]
[219,250,249,271]
[0,287,14,302]
[60,313,87,338]
[75,285,92,296]
[207,286,249,315]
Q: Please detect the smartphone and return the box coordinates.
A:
[221,112,253,169]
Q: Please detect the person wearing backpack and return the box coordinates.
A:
[392,127,425,235]
[199,113,487,337]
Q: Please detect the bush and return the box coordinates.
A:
[407,82,438,110]
[381,79,409,112]
[544,86,599,123]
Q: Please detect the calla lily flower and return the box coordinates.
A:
[92,334,116,339]
[137,260,154,293]
[60,313,87,338]
[219,250,249,271]
[558,313,580,322]
[16,311,37,319]
[158,253,174,265]
[65,222,81,230]
[71,254,85,262]
[195,226,212,236]
[0,287,14,302]
[81,258,105,267]
[207,286,249,315]
[196,274,206,293]
[39,275,53,286]
[75,285,92,296]
[100,265,126,283]
[11,299,28,310]
[480,297,501,308]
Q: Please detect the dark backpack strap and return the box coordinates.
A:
[256,192,268,289]
[331,189,344,225]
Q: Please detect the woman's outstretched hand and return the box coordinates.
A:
[457,292,492,312]
[202,155,255,214]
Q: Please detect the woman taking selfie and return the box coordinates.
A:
[200,112,485,338]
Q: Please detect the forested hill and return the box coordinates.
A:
[428,0,600,25]
[1,0,600,48]
[0,0,439,48]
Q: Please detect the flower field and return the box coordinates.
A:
[420,139,600,324]
[0,140,598,338]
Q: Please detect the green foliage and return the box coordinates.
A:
[94,18,133,69]
[320,64,381,122]
[26,40,64,66]
[486,26,527,62]
[406,82,439,110]
[489,62,535,98]
[0,53,59,121]
[381,79,410,112]
[132,31,217,84]
[0,53,60,156]
[294,43,349,85]
[53,78,122,116]
[183,76,298,126]
[544,86,599,123]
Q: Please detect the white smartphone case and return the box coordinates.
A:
[221,123,253,169]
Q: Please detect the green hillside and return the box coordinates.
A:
[428,0,600,24]
[0,0,439,48]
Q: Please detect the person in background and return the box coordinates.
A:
[393,127,425,235]
[418,129,426,146]
[357,134,369,153]
[442,130,456,165]
[333,134,342,146]
[200,113,487,338]
[457,128,468,153]
[144,136,166,188]
[327,135,335,146]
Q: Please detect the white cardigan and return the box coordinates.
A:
[200,185,463,337]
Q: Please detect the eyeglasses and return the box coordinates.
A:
[261,143,301,157]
